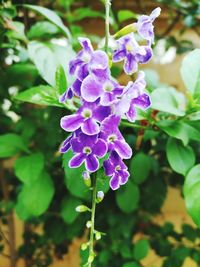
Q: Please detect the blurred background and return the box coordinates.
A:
[0,0,200,267]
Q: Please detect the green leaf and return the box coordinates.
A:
[180,49,200,96]
[151,87,186,116]
[0,134,28,158]
[116,181,140,213]
[118,10,137,23]
[184,165,200,227]
[24,5,71,39]
[16,171,54,220]
[28,41,75,87]
[166,138,195,175]
[6,21,27,42]
[15,85,62,107]
[184,165,200,196]
[133,239,150,260]
[62,150,90,200]
[14,152,44,185]
[56,65,67,95]
[182,224,197,241]
[122,262,140,267]
[69,7,104,23]
[130,152,151,184]
[60,196,81,224]
[96,168,110,193]
[157,120,200,146]
[28,21,60,39]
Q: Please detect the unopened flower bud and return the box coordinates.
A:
[88,254,95,263]
[86,220,92,228]
[81,242,88,251]
[114,23,137,39]
[75,205,90,213]
[97,191,104,203]
[95,231,101,240]
[82,171,91,187]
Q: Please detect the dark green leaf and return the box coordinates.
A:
[60,196,81,224]
[16,171,54,220]
[133,239,150,260]
[56,65,67,95]
[14,152,44,185]
[24,5,71,39]
[116,181,140,213]
[130,152,151,184]
[166,138,195,175]
[122,262,140,267]
[0,134,28,158]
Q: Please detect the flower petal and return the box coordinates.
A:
[93,106,111,122]
[78,37,93,53]
[114,140,132,159]
[60,114,84,132]
[93,139,107,157]
[85,154,99,172]
[59,88,73,103]
[69,58,83,75]
[100,92,115,106]
[70,138,84,153]
[81,75,103,102]
[110,173,120,190]
[103,159,115,176]
[126,103,137,122]
[136,46,152,63]
[69,153,86,168]
[59,135,72,153]
[77,63,89,81]
[132,93,151,110]
[72,79,82,96]
[90,50,108,70]
[81,118,100,135]
[119,170,130,185]
[113,49,126,62]
[124,53,138,75]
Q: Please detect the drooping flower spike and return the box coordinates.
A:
[60,7,160,190]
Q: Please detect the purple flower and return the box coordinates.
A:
[112,33,153,75]
[69,133,107,172]
[60,101,111,135]
[103,151,130,190]
[115,71,151,122]
[81,69,124,106]
[136,7,161,44]
[69,37,108,81]
[100,115,132,159]
[59,79,82,103]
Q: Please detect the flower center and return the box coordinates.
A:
[107,134,117,143]
[81,53,91,63]
[82,108,92,119]
[103,82,114,92]
[83,146,92,155]
[126,43,134,52]
[115,165,121,171]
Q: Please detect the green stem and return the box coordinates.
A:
[105,0,111,52]
[88,172,98,267]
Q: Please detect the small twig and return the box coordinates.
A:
[160,12,181,38]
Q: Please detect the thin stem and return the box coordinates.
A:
[105,0,111,53]
[88,172,98,267]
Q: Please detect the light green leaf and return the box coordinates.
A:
[28,21,60,39]
[14,153,44,185]
[130,153,151,184]
[15,85,62,107]
[61,196,82,224]
[56,65,67,95]
[0,134,28,158]
[157,120,200,146]
[62,150,90,200]
[116,181,140,213]
[180,49,200,96]
[118,10,137,23]
[166,138,195,175]
[6,21,27,42]
[184,165,200,196]
[16,171,54,220]
[151,87,186,116]
[133,239,150,260]
[184,165,200,227]
[24,5,71,39]
[28,41,75,87]
[69,7,104,23]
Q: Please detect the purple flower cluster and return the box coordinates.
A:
[60,8,160,190]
